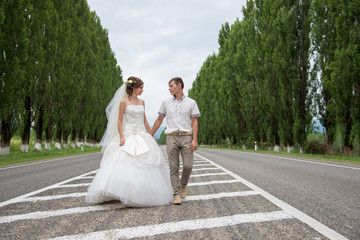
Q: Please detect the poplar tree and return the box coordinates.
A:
[312,0,359,153]
[311,0,337,146]
[26,0,57,151]
[329,0,360,152]
[0,0,29,155]
[219,22,246,146]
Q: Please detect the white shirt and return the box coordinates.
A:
[158,95,200,134]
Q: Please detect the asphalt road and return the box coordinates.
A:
[196,148,360,239]
[0,152,102,202]
[0,148,359,239]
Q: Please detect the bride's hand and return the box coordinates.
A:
[120,138,125,146]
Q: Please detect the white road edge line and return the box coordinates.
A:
[0,171,97,208]
[0,191,259,224]
[232,151,360,171]
[0,152,102,171]
[194,153,348,240]
[48,211,293,240]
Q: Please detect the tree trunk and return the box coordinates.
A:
[21,96,31,153]
[0,118,11,155]
[86,132,91,147]
[287,143,293,153]
[45,125,52,151]
[71,129,76,148]
[62,134,68,149]
[34,139,42,152]
[299,147,304,154]
[34,106,43,152]
[77,128,84,147]
[55,129,61,150]
[274,145,280,152]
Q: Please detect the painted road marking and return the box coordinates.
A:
[0,159,228,206]
[0,204,124,224]
[188,179,241,186]
[49,211,293,240]
[194,153,349,240]
[0,191,258,224]
[0,153,101,171]
[0,170,97,208]
[233,151,360,171]
[15,191,258,204]
[184,191,258,201]
[192,163,215,167]
[53,183,90,188]
[18,193,87,203]
[0,151,349,240]
[190,172,228,178]
[190,167,219,171]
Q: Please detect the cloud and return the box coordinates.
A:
[87,0,246,125]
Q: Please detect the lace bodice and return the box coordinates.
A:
[123,105,146,136]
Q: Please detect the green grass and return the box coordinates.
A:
[3,135,359,167]
[200,145,360,165]
[0,137,101,166]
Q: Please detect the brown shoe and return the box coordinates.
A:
[180,186,187,199]
[173,195,182,205]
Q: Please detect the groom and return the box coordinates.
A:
[151,77,200,205]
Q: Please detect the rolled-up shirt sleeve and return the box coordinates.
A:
[158,100,166,117]
[190,101,200,118]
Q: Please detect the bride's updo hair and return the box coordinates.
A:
[126,76,143,96]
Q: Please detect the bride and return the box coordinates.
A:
[85,76,173,207]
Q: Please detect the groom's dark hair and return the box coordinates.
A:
[169,77,184,89]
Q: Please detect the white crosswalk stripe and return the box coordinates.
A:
[49,211,293,240]
[15,193,88,203]
[0,204,124,224]
[0,191,259,224]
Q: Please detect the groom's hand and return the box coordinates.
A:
[191,139,198,152]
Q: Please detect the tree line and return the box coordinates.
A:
[188,0,359,155]
[0,0,123,155]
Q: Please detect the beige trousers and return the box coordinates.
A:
[166,135,194,196]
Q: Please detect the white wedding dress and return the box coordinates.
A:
[85,105,173,207]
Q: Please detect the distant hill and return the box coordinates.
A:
[153,126,166,139]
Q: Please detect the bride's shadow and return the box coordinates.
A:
[98,199,150,209]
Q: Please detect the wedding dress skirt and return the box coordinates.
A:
[85,105,173,207]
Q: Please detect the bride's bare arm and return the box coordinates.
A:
[150,115,164,136]
[118,100,126,146]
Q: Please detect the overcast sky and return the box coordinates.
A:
[87,0,246,126]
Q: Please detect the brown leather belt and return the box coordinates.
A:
[168,132,193,136]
